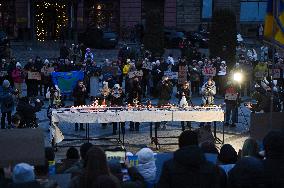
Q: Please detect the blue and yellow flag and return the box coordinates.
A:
[264,0,284,45]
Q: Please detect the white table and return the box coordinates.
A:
[50,107,224,147]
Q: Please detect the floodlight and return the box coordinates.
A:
[233,72,243,83]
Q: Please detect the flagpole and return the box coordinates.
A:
[269,0,277,129]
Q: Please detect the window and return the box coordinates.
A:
[240,0,268,22]
[202,0,213,20]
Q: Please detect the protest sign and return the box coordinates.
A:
[105,151,126,163]
[142,61,153,70]
[225,93,238,100]
[178,66,188,84]
[254,71,268,78]
[164,71,178,79]
[28,71,41,80]
[128,70,143,78]
[269,69,281,79]
[52,71,84,95]
[0,129,45,167]
[202,67,216,76]
[0,71,8,77]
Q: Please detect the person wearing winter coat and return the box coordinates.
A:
[0,80,15,129]
[176,81,192,131]
[16,97,43,128]
[127,77,142,131]
[157,76,173,106]
[158,130,226,188]
[201,78,216,106]
[136,148,157,184]
[109,84,125,135]
[84,48,94,63]
[11,62,25,97]
[224,81,240,127]
[73,80,88,131]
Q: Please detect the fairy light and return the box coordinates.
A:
[35,2,68,41]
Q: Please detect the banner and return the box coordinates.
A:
[254,71,268,78]
[178,66,188,84]
[52,71,84,95]
[0,71,8,77]
[128,70,143,78]
[269,68,281,79]
[105,151,126,163]
[142,61,153,70]
[164,71,178,79]
[28,71,41,80]
[202,67,216,76]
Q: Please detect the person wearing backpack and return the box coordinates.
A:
[0,80,15,129]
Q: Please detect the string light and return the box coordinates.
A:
[35,1,68,41]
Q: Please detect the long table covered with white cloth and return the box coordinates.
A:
[51,106,224,145]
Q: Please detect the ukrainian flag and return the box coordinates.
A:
[264,0,284,45]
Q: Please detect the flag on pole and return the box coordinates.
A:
[264,0,284,45]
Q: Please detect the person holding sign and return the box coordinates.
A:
[224,81,240,127]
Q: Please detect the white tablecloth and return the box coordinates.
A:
[51,109,224,143]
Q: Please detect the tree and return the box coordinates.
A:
[143,10,165,57]
[209,9,237,68]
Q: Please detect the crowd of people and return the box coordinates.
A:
[0,130,283,188]
[0,42,284,132]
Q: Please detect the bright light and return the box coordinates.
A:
[233,72,243,82]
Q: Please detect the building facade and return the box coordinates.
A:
[2,0,263,41]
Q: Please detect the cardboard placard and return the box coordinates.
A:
[0,129,45,167]
[105,151,126,163]
[142,61,152,70]
[28,71,41,80]
[128,70,143,78]
[225,93,238,100]
[202,67,216,76]
[254,71,268,78]
[164,71,178,79]
[0,71,8,77]
[269,69,281,79]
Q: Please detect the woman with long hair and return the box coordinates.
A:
[68,146,111,188]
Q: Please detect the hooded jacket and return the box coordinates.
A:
[158,146,225,188]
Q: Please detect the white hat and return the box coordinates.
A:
[126,59,131,63]
[136,148,155,164]
[44,59,49,64]
[12,163,35,184]
[2,80,10,88]
[16,62,22,67]
[114,84,120,89]
[221,61,226,64]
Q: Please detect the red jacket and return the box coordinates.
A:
[12,68,24,83]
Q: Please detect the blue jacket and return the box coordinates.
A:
[0,86,15,113]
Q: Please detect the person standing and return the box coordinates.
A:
[109,84,125,135]
[73,80,88,131]
[176,81,192,131]
[0,80,15,129]
[87,61,101,100]
[11,62,25,97]
[201,78,216,106]
[224,81,240,127]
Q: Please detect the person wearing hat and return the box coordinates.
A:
[136,148,157,184]
[11,163,41,187]
[0,80,15,129]
[12,62,25,97]
[84,48,94,63]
